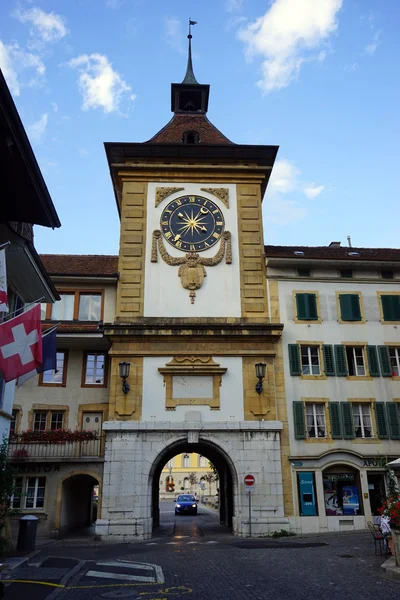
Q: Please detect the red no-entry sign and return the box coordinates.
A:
[244,474,255,487]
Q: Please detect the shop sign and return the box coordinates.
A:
[15,463,61,474]
[326,473,354,481]
[362,456,398,468]
[297,472,317,516]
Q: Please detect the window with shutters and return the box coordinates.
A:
[305,403,326,438]
[293,292,320,323]
[337,292,363,323]
[300,346,320,375]
[352,404,373,438]
[378,293,400,322]
[345,346,366,376]
[389,347,400,376]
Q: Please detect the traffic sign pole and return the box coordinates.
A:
[244,475,255,538]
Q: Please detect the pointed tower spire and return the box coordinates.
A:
[182,19,199,85]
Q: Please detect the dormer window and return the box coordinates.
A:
[183,130,200,144]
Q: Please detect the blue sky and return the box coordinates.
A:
[1,0,399,255]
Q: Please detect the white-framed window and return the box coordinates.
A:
[50,412,64,430]
[300,345,320,375]
[346,346,366,376]
[183,477,190,489]
[84,353,105,385]
[33,411,47,431]
[199,455,207,467]
[25,477,46,509]
[353,404,373,438]
[182,454,190,468]
[41,352,67,385]
[389,347,400,376]
[78,294,101,321]
[306,403,326,438]
[33,410,65,431]
[10,477,23,509]
[51,294,74,320]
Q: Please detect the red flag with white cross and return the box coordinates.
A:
[0,304,42,382]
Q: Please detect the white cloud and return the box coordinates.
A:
[16,7,68,43]
[268,158,300,194]
[27,113,48,141]
[304,184,324,199]
[344,62,358,72]
[51,101,58,112]
[164,17,185,54]
[226,0,244,13]
[0,40,45,96]
[364,30,381,56]
[68,53,135,114]
[238,0,343,92]
[264,159,324,225]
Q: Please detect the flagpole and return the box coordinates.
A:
[43,323,61,336]
[0,297,45,323]
[0,241,11,251]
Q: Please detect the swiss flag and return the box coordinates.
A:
[0,304,42,383]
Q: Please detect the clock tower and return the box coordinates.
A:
[96,30,291,540]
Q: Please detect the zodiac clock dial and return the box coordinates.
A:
[160,195,225,252]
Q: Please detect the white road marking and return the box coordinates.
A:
[146,542,157,545]
[86,570,155,583]
[205,541,218,544]
[98,561,154,571]
[165,542,178,545]
[187,542,200,544]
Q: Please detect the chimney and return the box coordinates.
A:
[329,241,341,247]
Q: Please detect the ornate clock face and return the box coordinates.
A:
[160,195,224,252]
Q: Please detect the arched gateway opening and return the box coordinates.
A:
[151,439,236,531]
[57,472,100,536]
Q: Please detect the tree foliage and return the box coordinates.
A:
[0,437,17,557]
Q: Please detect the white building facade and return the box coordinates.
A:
[266,243,400,534]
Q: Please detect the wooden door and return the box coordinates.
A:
[81,412,102,457]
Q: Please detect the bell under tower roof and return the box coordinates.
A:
[171,21,209,114]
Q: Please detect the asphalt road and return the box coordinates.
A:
[3,501,399,600]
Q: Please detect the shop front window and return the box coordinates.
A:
[323,469,362,516]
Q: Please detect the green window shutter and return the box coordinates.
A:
[339,294,361,321]
[322,345,335,376]
[293,401,306,439]
[386,403,400,440]
[334,345,348,377]
[341,402,354,439]
[375,403,389,439]
[296,294,307,320]
[307,294,318,320]
[378,346,392,377]
[329,402,342,438]
[367,345,380,377]
[288,344,301,376]
[381,295,400,321]
[296,293,318,320]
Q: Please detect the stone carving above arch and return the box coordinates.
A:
[200,187,229,208]
[155,187,185,207]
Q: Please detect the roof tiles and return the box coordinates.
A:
[147,114,232,144]
[264,245,400,262]
[40,254,118,276]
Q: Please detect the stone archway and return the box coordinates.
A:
[150,437,237,531]
[55,470,101,536]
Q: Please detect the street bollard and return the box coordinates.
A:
[16,515,39,552]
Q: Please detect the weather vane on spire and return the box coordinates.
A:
[188,18,197,38]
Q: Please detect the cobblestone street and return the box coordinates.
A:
[4,505,400,600]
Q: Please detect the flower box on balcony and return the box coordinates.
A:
[16,429,99,445]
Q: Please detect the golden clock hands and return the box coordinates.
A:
[174,234,181,241]
[178,212,184,218]
[200,207,208,214]
[200,226,207,232]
